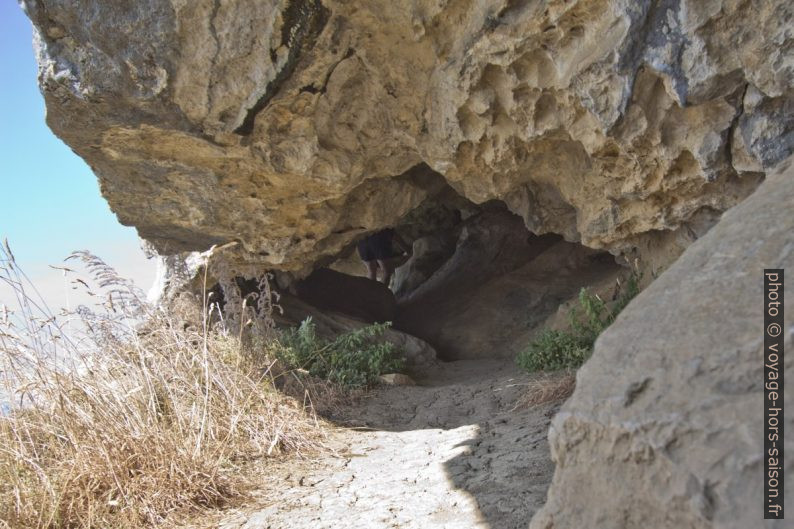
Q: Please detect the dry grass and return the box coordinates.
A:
[276,366,367,418]
[0,243,322,528]
[513,370,576,410]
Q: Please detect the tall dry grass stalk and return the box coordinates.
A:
[0,242,321,528]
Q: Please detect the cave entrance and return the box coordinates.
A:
[321,181,626,361]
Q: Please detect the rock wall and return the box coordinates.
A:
[530,157,793,529]
[23,0,792,275]
[395,206,625,359]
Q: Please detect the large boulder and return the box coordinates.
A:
[294,267,397,323]
[22,0,791,274]
[391,233,456,299]
[531,158,794,528]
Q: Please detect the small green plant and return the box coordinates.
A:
[276,317,405,388]
[517,328,591,372]
[517,272,641,372]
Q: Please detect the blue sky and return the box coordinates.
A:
[0,2,156,310]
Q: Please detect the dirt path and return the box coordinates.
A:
[218,360,562,529]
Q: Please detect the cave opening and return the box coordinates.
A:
[199,166,632,368]
[291,175,629,363]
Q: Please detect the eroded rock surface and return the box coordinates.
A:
[23,0,791,275]
[530,158,794,528]
[396,206,625,359]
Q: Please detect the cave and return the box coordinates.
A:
[272,172,630,366]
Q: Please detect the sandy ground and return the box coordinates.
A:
[215,359,562,529]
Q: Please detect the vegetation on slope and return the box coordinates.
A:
[273,317,405,389]
[517,272,640,372]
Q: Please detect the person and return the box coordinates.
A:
[357,228,411,285]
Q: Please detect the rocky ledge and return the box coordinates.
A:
[23,0,793,276]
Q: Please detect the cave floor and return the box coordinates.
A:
[215,359,563,529]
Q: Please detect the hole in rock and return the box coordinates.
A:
[201,176,629,365]
[301,181,627,362]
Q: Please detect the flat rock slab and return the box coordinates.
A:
[218,360,561,529]
[378,373,416,386]
[295,268,397,324]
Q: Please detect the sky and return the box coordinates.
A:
[0,2,156,313]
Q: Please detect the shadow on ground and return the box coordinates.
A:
[327,359,565,528]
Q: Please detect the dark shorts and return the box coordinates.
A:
[357,229,395,261]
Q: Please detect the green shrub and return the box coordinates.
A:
[276,317,405,388]
[517,272,641,372]
[516,328,591,372]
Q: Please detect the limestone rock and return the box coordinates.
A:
[391,233,456,299]
[530,157,794,529]
[294,267,396,323]
[22,0,792,274]
[378,373,416,386]
[396,207,624,359]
